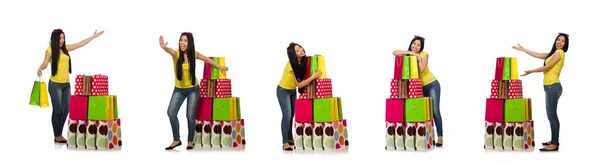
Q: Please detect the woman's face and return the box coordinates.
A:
[555,35,565,50]
[59,33,65,47]
[410,40,421,53]
[294,45,305,58]
[179,35,189,51]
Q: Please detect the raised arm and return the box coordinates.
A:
[37,50,52,76]
[522,51,561,76]
[512,44,548,59]
[66,30,104,52]
[195,52,228,71]
[159,35,177,58]
[295,71,321,88]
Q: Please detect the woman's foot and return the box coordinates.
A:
[541,141,560,146]
[54,136,67,143]
[165,141,182,150]
[282,143,293,151]
[186,142,194,150]
[539,144,559,152]
[288,140,295,146]
[435,137,443,147]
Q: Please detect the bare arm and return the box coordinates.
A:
[294,71,321,88]
[196,52,228,71]
[67,30,104,52]
[392,50,414,56]
[37,51,52,76]
[512,44,548,59]
[526,51,561,73]
[158,35,177,58]
[416,53,429,73]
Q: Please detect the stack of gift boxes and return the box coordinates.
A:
[484,57,534,151]
[385,55,436,151]
[67,74,122,150]
[293,54,350,151]
[194,57,246,149]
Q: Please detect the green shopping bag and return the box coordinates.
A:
[402,56,410,79]
[211,57,220,79]
[502,57,511,80]
[29,79,41,106]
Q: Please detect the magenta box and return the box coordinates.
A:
[295,99,313,122]
[386,99,405,122]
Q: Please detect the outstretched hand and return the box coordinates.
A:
[521,70,532,76]
[159,35,168,48]
[93,30,104,38]
[512,44,525,51]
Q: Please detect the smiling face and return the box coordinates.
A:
[179,35,189,52]
[410,40,421,53]
[59,33,65,47]
[294,45,305,58]
[555,35,565,50]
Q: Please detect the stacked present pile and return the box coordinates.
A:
[293,54,350,151]
[68,74,122,150]
[484,57,534,151]
[385,55,436,151]
[194,57,246,149]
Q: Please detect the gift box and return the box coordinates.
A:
[200,79,216,98]
[67,119,77,148]
[394,122,404,150]
[202,121,212,147]
[303,123,313,149]
[485,99,504,122]
[91,74,109,96]
[294,122,304,150]
[504,98,528,122]
[96,120,109,150]
[220,121,233,148]
[508,80,523,99]
[334,120,346,149]
[86,120,97,149]
[316,78,333,98]
[404,122,416,150]
[490,80,509,99]
[196,98,213,121]
[493,122,503,150]
[194,120,203,146]
[216,79,232,98]
[512,122,524,151]
[211,121,222,148]
[295,99,313,122]
[390,79,408,99]
[484,121,494,149]
[385,99,404,122]
[69,95,88,120]
[323,122,335,150]
[503,122,514,150]
[408,79,424,98]
[405,97,431,122]
[312,122,324,150]
[77,120,86,149]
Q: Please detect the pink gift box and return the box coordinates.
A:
[196,98,213,121]
[386,99,405,122]
[69,95,88,120]
[485,98,504,122]
[295,99,313,122]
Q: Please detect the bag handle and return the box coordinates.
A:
[508,100,518,109]
[91,97,100,107]
[216,99,225,108]
[408,99,418,109]
[316,100,325,109]
[497,58,503,68]
[396,56,402,67]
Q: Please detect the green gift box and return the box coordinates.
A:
[88,96,110,120]
[405,98,429,122]
[211,57,220,79]
[212,97,239,121]
[313,98,335,122]
[504,98,527,122]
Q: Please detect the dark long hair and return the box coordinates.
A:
[176,32,197,85]
[49,29,71,76]
[286,42,307,93]
[408,35,425,53]
[544,33,569,66]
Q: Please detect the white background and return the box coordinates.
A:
[1,0,598,164]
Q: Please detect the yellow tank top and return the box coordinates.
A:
[543,49,565,85]
[173,50,199,89]
[278,62,297,90]
[418,51,437,86]
[47,46,70,83]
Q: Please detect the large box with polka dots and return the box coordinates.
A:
[74,74,109,96]
[194,119,245,148]
[66,119,122,150]
[292,119,349,151]
[385,121,434,151]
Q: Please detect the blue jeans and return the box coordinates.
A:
[48,81,71,137]
[167,85,200,142]
[276,85,296,144]
[423,80,443,137]
[544,82,562,144]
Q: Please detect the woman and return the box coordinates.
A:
[277,42,321,151]
[36,29,104,143]
[392,35,444,147]
[158,32,228,150]
[512,32,568,152]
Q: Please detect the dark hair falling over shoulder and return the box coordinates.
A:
[544,33,569,66]
[287,42,308,94]
[176,32,197,85]
[49,29,71,76]
[408,35,425,53]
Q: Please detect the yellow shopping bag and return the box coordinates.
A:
[39,80,49,108]
[317,55,327,78]
[409,56,419,78]
[218,57,227,79]
[510,57,519,80]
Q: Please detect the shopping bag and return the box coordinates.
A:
[502,57,511,80]
[409,56,419,79]
[39,80,49,108]
[510,57,519,80]
[211,57,220,79]
[29,78,41,106]
[218,57,227,79]
[402,56,410,80]
[316,55,327,78]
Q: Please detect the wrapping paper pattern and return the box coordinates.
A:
[216,79,232,98]
[390,79,408,99]
[408,79,424,98]
[74,75,109,96]
[508,80,523,99]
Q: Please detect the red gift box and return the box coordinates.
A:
[508,80,523,99]
[316,79,332,98]
[215,79,232,98]
[91,74,109,96]
[408,79,423,98]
